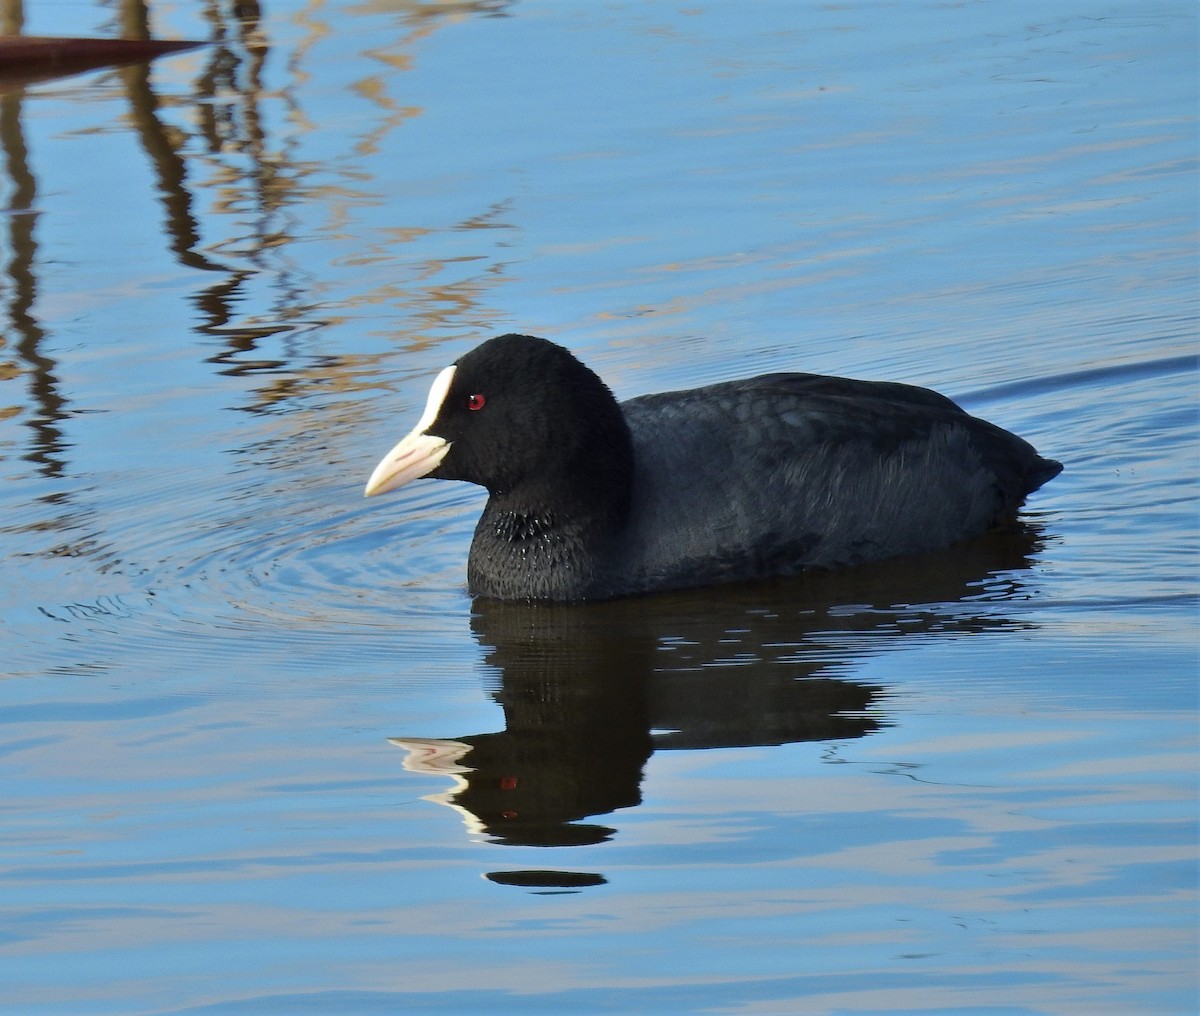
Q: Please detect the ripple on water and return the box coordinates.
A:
[9,461,485,677]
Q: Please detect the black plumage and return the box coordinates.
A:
[364,333,1061,601]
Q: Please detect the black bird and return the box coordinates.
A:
[364,333,1061,601]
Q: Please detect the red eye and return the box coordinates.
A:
[467,393,486,411]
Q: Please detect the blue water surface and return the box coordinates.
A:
[0,2,1196,1014]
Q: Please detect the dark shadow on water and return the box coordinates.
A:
[390,524,1051,883]
[484,869,607,892]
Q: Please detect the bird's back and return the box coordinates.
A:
[601,373,1060,596]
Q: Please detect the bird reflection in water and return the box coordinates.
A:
[392,524,1050,887]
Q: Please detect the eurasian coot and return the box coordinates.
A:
[365,333,1061,601]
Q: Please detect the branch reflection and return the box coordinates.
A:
[0,2,209,482]
[0,0,512,497]
[0,87,64,475]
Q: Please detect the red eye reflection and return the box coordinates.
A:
[467,393,486,411]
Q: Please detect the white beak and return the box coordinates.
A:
[364,364,456,497]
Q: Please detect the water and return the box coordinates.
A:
[1,2,1196,1013]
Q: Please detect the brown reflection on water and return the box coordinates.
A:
[179,0,520,406]
[0,0,519,489]
[0,88,63,473]
[0,0,211,485]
